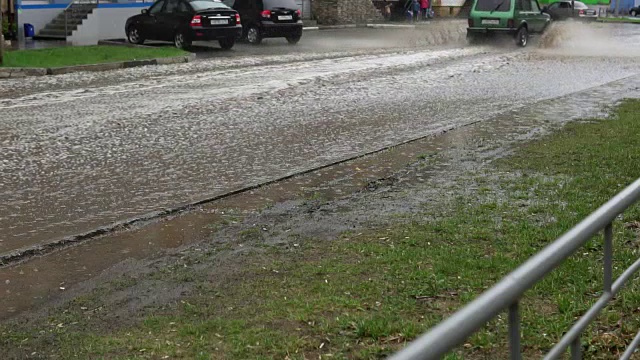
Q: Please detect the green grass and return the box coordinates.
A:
[1,45,188,68]
[3,100,640,359]
[598,17,640,24]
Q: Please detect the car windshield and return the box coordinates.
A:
[188,0,229,10]
[475,0,512,12]
[555,1,588,8]
[264,0,298,9]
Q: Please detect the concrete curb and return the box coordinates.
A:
[97,39,157,49]
[0,54,196,78]
[366,23,417,29]
[319,24,360,29]
[0,67,48,78]
[596,18,640,24]
[303,23,426,31]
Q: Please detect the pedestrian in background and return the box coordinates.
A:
[404,0,414,22]
[383,0,392,20]
[420,0,429,20]
[412,0,421,22]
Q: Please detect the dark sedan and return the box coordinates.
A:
[542,1,598,21]
[630,6,639,16]
[125,0,243,50]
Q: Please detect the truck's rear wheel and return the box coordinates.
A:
[516,27,528,47]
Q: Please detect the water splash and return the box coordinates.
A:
[537,21,640,57]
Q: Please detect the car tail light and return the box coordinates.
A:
[261,10,271,18]
[235,13,241,24]
[507,19,515,28]
[190,15,202,27]
[468,18,473,27]
[295,9,301,16]
[579,9,584,14]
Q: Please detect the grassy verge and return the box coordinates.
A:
[598,17,640,24]
[0,45,188,68]
[3,100,640,359]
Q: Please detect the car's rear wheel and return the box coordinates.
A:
[632,10,637,16]
[286,33,301,45]
[516,27,528,47]
[127,26,144,45]
[219,37,236,50]
[246,25,262,45]
[174,31,191,50]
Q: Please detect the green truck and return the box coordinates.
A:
[467,0,552,47]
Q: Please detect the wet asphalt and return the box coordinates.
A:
[1,22,639,255]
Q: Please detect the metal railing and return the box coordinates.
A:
[389,178,640,360]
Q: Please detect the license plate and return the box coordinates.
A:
[278,15,293,20]
[481,19,499,25]
[210,19,228,25]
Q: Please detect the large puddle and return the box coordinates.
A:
[1,36,639,256]
[1,73,638,320]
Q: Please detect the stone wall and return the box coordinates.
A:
[313,0,382,25]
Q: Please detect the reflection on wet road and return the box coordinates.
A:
[1,24,639,254]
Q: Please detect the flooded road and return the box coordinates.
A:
[1,23,639,255]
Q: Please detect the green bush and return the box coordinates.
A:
[2,16,17,38]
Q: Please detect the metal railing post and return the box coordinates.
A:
[388,178,640,360]
[63,0,76,39]
[620,330,640,360]
[571,338,581,360]
[604,223,613,293]
[508,302,522,360]
[0,9,4,66]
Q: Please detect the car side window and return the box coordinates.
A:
[521,0,532,11]
[149,0,166,14]
[531,0,540,11]
[232,0,248,10]
[548,2,559,8]
[178,1,191,12]
[164,0,180,13]
[559,2,570,8]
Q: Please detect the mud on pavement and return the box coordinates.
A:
[3,43,639,255]
[1,68,639,328]
[1,23,640,341]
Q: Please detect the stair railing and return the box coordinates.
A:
[64,0,99,38]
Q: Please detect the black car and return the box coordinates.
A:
[223,0,303,45]
[542,1,597,20]
[630,6,639,16]
[125,0,243,50]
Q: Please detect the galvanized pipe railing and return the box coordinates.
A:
[63,0,76,37]
[389,178,640,360]
[64,0,99,38]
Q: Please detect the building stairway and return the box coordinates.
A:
[36,3,97,39]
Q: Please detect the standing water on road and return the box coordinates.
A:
[0,25,639,255]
